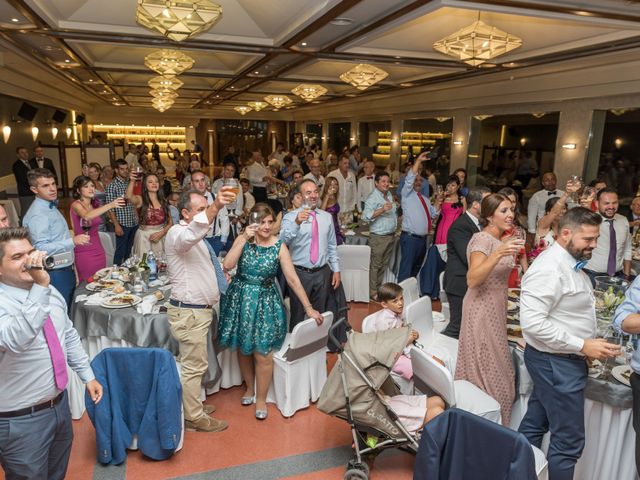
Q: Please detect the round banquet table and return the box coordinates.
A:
[67,283,241,419]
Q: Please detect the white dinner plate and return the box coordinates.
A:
[94,267,128,279]
[101,294,142,309]
[588,360,603,378]
[611,365,632,387]
[360,231,370,237]
[86,279,124,292]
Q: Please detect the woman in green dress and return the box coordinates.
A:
[218,203,323,420]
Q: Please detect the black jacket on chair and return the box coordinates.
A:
[443,212,480,298]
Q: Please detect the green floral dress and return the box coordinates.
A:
[218,240,287,355]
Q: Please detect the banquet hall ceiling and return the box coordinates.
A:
[1,0,640,115]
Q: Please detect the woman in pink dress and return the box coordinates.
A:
[70,175,125,281]
[455,193,524,425]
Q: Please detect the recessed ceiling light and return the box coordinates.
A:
[301,42,307,46]
[88,79,93,82]
[230,86,234,89]
[400,83,414,87]
[11,18,19,23]
[503,62,518,68]
[64,59,70,63]
[394,56,402,59]
[330,17,354,26]
[254,71,259,74]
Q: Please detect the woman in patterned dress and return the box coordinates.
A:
[218,203,323,420]
[455,193,523,425]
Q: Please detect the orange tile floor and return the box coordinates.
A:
[2,300,440,480]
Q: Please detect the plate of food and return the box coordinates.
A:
[93,267,128,280]
[611,364,632,387]
[86,279,124,292]
[101,294,142,309]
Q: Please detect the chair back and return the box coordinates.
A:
[439,271,448,303]
[411,346,456,408]
[99,231,116,266]
[404,296,434,343]
[337,244,370,271]
[398,276,420,306]
[282,312,333,362]
[361,313,376,334]
[337,244,370,302]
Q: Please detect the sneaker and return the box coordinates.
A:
[185,416,228,432]
[203,404,216,414]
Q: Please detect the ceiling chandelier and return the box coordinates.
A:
[433,20,522,67]
[435,117,451,122]
[234,106,252,115]
[291,84,328,102]
[247,101,268,112]
[150,88,179,100]
[339,63,388,90]
[264,95,292,109]
[136,0,223,42]
[473,115,493,121]
[531,112,546,118]
[152,97,174,112]
[148,75,183,90]
[145,49,194,76]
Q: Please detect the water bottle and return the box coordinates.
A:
[147,251,157,282]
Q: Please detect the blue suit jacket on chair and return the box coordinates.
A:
[414,408,537,480]
[86,348,182,465]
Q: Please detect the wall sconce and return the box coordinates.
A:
[562,143,576,150]
[51,127,58,139]
[66,127,72,138]
[453,140,463,145]
[391,137,398,144]
[615,138,623,149]
[2,126,11,143]
[321,136,327,141]
[520,137,527,147]
[31,127,39,141]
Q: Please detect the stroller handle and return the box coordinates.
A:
[328,311,350,352]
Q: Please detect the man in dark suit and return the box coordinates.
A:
[442,186,491,339]
[628,195,640,235]
[12,146,34,221]
[31,146,57,183]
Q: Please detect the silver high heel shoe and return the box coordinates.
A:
[255,408,268,420]
[241,395,255,406]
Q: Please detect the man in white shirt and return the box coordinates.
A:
[124,144,139,168]
[519,207,621,480]
[583,188,632,285]
[527,172,563,235]
[244,150,268,202]
[327,155,357,215]
[269,142,287,168]
[303,158,325,195]
[165,188,234,432]
[357,160,376,213]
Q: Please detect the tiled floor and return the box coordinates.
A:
[2,300,440,480]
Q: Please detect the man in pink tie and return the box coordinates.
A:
[0,227,102,479]
[280,179,341,332]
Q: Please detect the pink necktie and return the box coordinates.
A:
[42,316,68,390]
[309,211,319,264]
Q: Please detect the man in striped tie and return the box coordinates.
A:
[0,227,102,479]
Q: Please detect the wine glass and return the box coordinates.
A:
[247,211,261,243]
[223,178,240,218]
[568,175,582,203]
[301,195,314,223]
[81,218,92,245]
[435,185,444,197]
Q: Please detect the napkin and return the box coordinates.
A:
[76,293,105,305]
[137,295,159,314]
[344,230,355,236]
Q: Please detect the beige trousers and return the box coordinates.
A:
[167,306,213,422]
[368,232,396,296]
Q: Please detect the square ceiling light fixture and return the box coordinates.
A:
[339,63,388,90]
[148,75,183,90]
[433,20,522,67]
[247,101,268,112]
[145,49,194,76]
[136,0,223,42]
[234,106,252,115]
[264,95,292,109]
[291,84,328,102]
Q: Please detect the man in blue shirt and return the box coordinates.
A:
[362,171,398,300]
[0,227,102,479]
[398,152,442,282]
[613,278,640,475]
[23,168,89,307]
[280,179,340,331]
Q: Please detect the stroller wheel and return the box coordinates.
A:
[344,468,368,480]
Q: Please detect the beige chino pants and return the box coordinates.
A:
[368,232,396,296]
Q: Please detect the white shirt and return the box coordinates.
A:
[327,169,357,213]
[527,188,564,233]
[244,192,255,211]
[357,175,375,212]
[303,172,325,195]
[245,161,268,188]
[585,213,632,273]
[270,151,286,168]
[125,152,139,168]
[520,242,595,354]
[465,210,481,230]
[165,211,220,305]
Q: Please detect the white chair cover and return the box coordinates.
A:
[411,347,502,424]
[532,446,549,480]
[99,231,116,266]
[337,245,370,302]
[438,272,450,322]
[208,303,243,395]
[405,297,458,371]
[268,312,333,417]
[398,277,420,317]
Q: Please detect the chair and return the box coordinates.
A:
[404,296,458,370]
[207,304,243,395]
[268,312,333,417]
[86,348,183,465]
[410,347,502,424]
[99,231,116,266]
[398,276,420,307]
[337,244,370,302]
[438,271,450,322]
[361,313,413,395]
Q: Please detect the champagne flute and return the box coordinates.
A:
[435,185,444,198]
[247,211,261,244]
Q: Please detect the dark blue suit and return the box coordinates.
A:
[414,408,537,480]
[86,348,182,465]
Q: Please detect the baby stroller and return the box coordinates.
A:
[317,317,420,480]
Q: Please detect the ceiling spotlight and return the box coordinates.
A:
[145,49,195,76]
[264,95,292,109]
[148,75,183,90]
[11,18,19,23]
[339,63,388,90]
[301,42,307,46]
[66,127,72,138]
[247,101,268,111]
[136,0,223,42]
[291,84,328,102]
[64,59,70,63]
[234,106,252,115]
[254,71,259,74]
[562,143,577,150]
